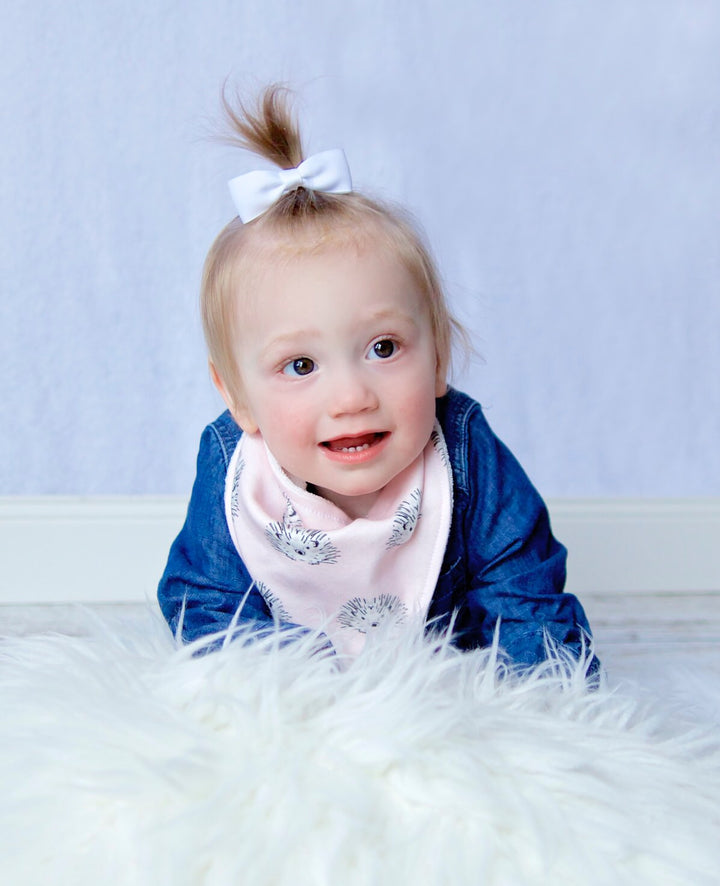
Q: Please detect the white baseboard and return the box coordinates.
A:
[0,497,187,605]
[549,499,720,596]
[1,496,719,604]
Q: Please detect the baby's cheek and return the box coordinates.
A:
[400,390,436,437]
[286,400,313,431]
[265,399,316,446]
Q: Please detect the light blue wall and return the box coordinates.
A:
[2,1,718,496]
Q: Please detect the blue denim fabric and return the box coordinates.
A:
[158,388,595,667]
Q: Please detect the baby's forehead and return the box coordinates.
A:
[229,216,434,333]
[233,234,430,338]
[235,228,410,299]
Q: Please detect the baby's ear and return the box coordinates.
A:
[209,362,258,433]
[233,405,259,434]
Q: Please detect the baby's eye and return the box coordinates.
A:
[282,357,316,377]
[368,339,397,360]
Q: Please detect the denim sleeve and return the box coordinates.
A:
[448,402,596,670]
[157,421,275,643]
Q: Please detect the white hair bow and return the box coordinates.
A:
[228,149,352,223]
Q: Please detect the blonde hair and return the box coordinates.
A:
[202,84,464,413]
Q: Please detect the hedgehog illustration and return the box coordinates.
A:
[386,489,422,548]
[337,594,408,633]
[255,581,292,621]
[230,457,245,518]
[265,499,340,565]
[431,427,450,468]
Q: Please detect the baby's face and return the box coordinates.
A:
[224,243,443,517]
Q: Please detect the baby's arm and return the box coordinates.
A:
[157,417,279,644]
[443,401,596,671]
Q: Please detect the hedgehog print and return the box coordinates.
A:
[337,594,408,633]
[265,499,340,565]
[386,489,422,549]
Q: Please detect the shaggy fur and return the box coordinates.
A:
[1,610,719,885]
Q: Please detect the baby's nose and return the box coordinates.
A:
[327,371,379,417]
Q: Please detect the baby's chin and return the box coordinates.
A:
[311,484,386,520]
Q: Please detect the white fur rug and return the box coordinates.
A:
[1,610,719,886]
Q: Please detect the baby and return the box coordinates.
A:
[158,85,594,665]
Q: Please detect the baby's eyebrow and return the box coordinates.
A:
[365,307,417,326]
[259,328,322,359]
[265,330,317,347]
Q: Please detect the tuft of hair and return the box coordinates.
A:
[220,82,304,169]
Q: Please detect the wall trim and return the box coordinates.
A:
[1,496,719,604]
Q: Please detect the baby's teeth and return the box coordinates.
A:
[341,442,370,452]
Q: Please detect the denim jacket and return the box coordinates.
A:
[158,387,594,666]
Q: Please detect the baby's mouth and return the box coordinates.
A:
[322,432,386,453]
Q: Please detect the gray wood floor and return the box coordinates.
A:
[583,590,720,657]
[2,592,719,695]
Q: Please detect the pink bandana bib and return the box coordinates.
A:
[225,424,453,656]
